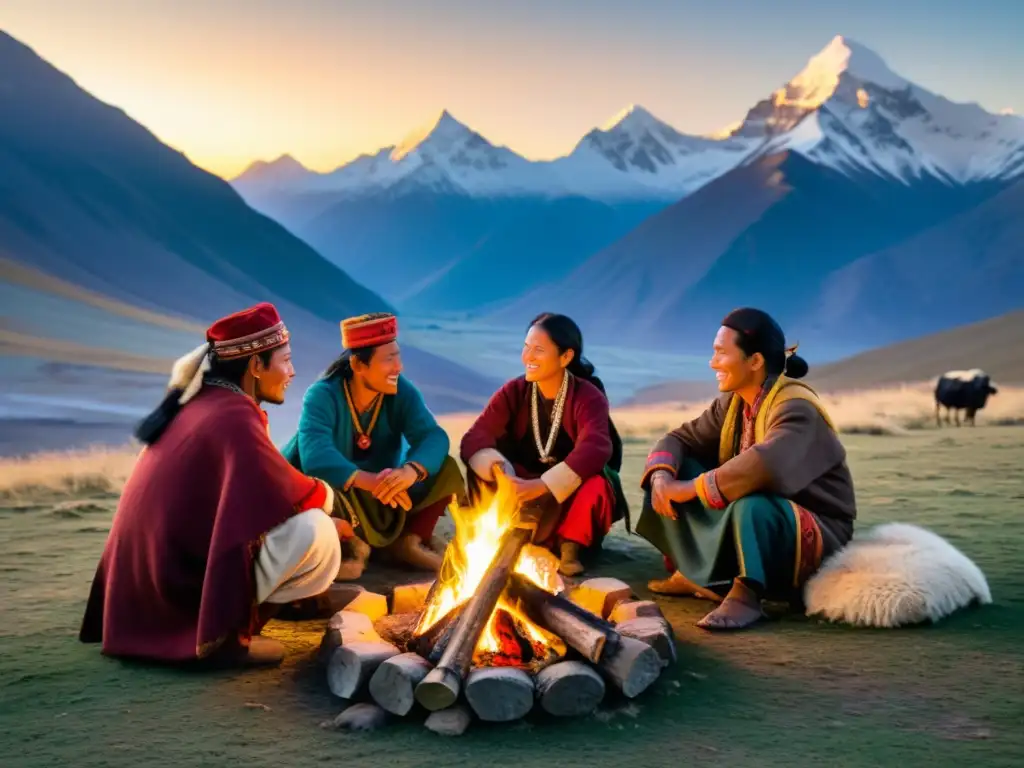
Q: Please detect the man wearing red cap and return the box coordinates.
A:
[79,302,345,667]
[282,312,465,572]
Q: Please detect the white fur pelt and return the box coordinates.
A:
[803,523,992,628]
[168,342,211,405]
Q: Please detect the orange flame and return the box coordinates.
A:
[416,472,564,655]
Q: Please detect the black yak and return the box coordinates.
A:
[934,369,998,427]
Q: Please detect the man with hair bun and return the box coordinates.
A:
[635,307,857,630]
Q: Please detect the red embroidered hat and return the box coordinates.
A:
[341,313,398,350]
[206,302,290,360]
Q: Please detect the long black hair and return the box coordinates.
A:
[529,312,623,471]
[322,346,376,381]
[721,307,809,379]
[134,348,273,445]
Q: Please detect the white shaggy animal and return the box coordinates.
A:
[803,523,992,628]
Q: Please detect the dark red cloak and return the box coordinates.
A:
[79,386,325,662]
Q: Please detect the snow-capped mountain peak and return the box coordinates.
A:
[781,35,908,110]
[391,109,478,162]
[601,104,661,132]
[550,104,756,199]
[734,35,1024,184]
[304,108,564,197]
[230,36,1024,206]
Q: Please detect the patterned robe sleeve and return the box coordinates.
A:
[640,395,728,489]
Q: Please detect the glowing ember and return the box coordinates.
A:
[415,474,565,661]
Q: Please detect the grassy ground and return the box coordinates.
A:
[2,426,1022,767]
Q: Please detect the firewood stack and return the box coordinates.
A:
[318,571,675,736]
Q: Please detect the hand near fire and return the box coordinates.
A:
[493,464,549,505]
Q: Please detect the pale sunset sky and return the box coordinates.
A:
[3,0,1022,179]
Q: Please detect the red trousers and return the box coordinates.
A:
[539,475,615,549]
[404,497,447,541]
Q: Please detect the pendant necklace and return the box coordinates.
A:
[343,379,383,450]
[531,371,570,465]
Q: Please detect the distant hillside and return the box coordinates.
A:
[252,186,663,312]
[803,178,1024,348]
[805,310,1024,391]
[490,151,999,351]
[624,310,1024,406]
[0,30,499,454]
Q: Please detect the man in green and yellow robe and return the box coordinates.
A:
[282,313,465,573]
[635,308,857,630]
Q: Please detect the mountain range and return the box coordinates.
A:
[232,36,1024,342]
[0,30,499,455]
[1,26,1022,457]
[235,37,1024,202]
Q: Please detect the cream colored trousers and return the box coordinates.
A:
[254,509,342,604]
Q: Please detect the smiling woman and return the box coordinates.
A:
[460,313,629,577]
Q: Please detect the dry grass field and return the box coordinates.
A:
[3,383,1022,498]
[2,383,1022,767]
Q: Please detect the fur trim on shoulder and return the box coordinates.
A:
[803,523,992,628]
[169,342,211,405]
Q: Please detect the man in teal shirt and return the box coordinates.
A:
[282,313,464,572]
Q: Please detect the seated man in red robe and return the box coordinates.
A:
[79,303,346,668]
[460,313,628,576]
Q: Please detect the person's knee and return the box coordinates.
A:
[294,509,342,579]
[729,494,775,524]
[577,475,611,499]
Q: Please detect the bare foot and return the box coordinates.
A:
[336,537,371,581]
[335,559,365,581]
[696,581,763,630]
[647,571,723,602]
[242,636,285,666]
[558,541,585,577]
[386,533,443,571]
[558,558,584,577]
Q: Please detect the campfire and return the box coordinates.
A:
[319,476,675,731]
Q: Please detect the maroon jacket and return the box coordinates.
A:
[79,386,325,662]
[460,375,613,484]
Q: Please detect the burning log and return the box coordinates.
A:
[409,602,465,663]
[471,609,564,672]
[327,641,400,699]
[368,652,435,715]
[596,635,662,699]
[373,612,421,651]
[464,667,536,722]
[505,572,618,664]
[414,525,535,711]
[535,660,606,717]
